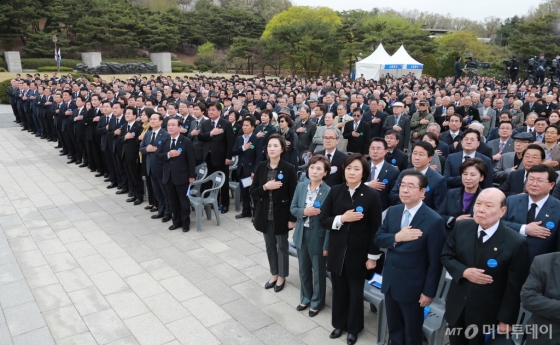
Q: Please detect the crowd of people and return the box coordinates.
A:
[5,70,560,345]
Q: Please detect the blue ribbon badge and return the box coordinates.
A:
[178,148,182,153]
[426,186,430,192]
[250,145,254,149]
[360,132,364,136]
[487,259,498,268]
[313,201,321,208]
[382,179,388,184]
[277,173,284,180]
[546,221,555,229]
[185,125,189,129]
[356,206,364,213]
[157,140,161,145]
[391,158,396,164]
[233,127,236,131]
[130,132,135,135]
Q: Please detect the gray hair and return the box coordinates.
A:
[427,122,441,132]
[469,122,485,133]
[323,128,340,139]
[513,99,523,107]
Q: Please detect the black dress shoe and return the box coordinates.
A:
[75,160,82,165]
[133,199,143,205]
[79,163,87,168]
[182,227,190,233]
[47,138,53,142]
[151,213,164,219]
[144,205,153,210]
[168,224,181,230]
[128,192,133,197]
[330,329,344,339]
[116,186,123,190]
[21,128,28,131]
[296,304,308,311]
[104,174,109,178]
[264,280,277,289]
[308,309,319,317]
[126,197,136,202]
[95,173,104,177]
[104,178,110,182]
[115,189,128,195]
[221,206,229,214]
[107,183,118,189]
[274,282,285,292]
[150,207,158,212]
[67,159,77,164]
[59,152,68,156]
[347,333,357,345]
[35,133,41,137]
[235,213,251,219]
[162,215,172,223]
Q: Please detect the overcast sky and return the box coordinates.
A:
[291,0,538,21]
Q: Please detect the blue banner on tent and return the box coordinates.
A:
[406,64,423,69]
[383,64,403,69]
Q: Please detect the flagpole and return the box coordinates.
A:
[53,35,59,73]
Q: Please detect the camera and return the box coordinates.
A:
[503,60,512,67]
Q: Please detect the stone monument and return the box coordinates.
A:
[4,51,22,73]
[150,52,172,73]
[81,52,102,68]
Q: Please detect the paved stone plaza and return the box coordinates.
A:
[0,104,380,345]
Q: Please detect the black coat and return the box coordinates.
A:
[84,108,101,141]
[118,121,143,163]
[499,168,525,196]
[319,183,382,278]
[157,134,196,185]
[72,107,87,139]
[198,117,235,166]
[384,148,409,172]
[343,120,371,154]
[231,133,263,177]
[139,129,170,178]
[437,187,480,233]
[441,219,530,328]
[367,161,400,211]
[250,159,297,235]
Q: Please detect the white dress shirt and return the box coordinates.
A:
[477,221,500,243]
[519,195,549,236]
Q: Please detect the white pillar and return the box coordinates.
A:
[80,52,102,68]
[150,53,172,73]
[4,51,22,73]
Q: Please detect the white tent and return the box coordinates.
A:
[355,43,400,81]
[390,45,423,78]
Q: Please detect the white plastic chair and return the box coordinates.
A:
[188,171,225,232]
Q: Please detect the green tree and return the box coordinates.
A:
[228,37,262,74]
[435,31,493,63]
[439,51,460,78]
[196,42,216,67]
[262,6,341,39]
[495,16,523,47]
[508,13,560,58]
[423,54,439,77]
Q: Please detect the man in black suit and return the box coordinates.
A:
[456,95,480,130]
[384,130,409,171]
[521,93,543,116]
[520,253,560,344]
[439,114,463,154]
[187,102,208,165]
[85,94,105,176]
[532,117,548,143]
[344,108,371,154]
[71,95,87,166]
[177,101,195,134]
[60,90,77,163]
[363,99,387,138]
[108,102,128,194]
[119,106,144,205]
[375,170,445,345]
[140,113,172,222]
[314,128,345,187]
[500,144,545,196]
[232,117,263,219]
[157,118,196,232]
[367,138,400,211]
[199,102,235,213]
[441,188,530,345]
[96,100,118,188]
[381,102,410,152]
[323,92,338,115]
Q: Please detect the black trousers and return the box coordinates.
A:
[102,148,117,184]
[385,289,424,345]
[62,128,76,158]
[331,266,365,335]
[18,105,27,128]
[124,161,143,199]
[10,101,19,121]
[89,136,105,173]
[166,181,191,227]
[449,308,485,345]
[205,155,230,207]
[239,168,253,215]
[150,173,171,216]
[111,150,127,188]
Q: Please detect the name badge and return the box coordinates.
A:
[426,186,430,192]
[356,206,363,213]
[487,259,498,268]
[382,179,388,184]
[178,148,182,153]
[391,158,396,164]
[313,201,321,208]
[546,221,555,229]
[277,173,284,180]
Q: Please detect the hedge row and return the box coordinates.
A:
[37,66,73,72]
[0,79,11,104]
[0,57,5,69]
[21,58,81,69]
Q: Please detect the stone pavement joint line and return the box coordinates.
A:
[0,106,378,345]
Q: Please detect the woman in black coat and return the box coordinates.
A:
[250,133,297,293]
[319,153,382,345]
[277,114,299,167]
[437,157,486,237]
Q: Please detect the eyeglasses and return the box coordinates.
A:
[369,147,385,151]
[526,178,550,185]
[323,137,338,140]
[398,183,421,190]
[353,114,361,117]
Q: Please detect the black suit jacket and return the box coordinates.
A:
[108,115,127,154]
[454,141,493,160]
[96,115,112,151]
[156,134,196,185]
[437,187,480,234]
[314,149,345,187]
[231,133,263,177]
[439,130,463,154]
[59,100,76,131]
[118,121,143,163]
[72,107,87,138]
[343,120,371,154]
[499,168,525,196]
[84,108,101,141]
[198,118,235,165]
[363,111,388,138]
[441,220,530,328]
[319,183,382,278]
[367,161,400,211]
[139,129,170,177]
[374,203,445,302]
[384,148,409,172]
[521,102,543,116]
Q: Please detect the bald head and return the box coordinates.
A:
[473,188,507,230]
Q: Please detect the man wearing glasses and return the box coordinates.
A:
[314,128,345,186]
[410,100,434,145]
[343,108,371,154]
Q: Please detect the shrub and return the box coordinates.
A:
[196,64,208,72]
[0,67,6,72]
[438,51,459,78]
[21,58,81,69]
[103,58,151,63]
[423,54,439,77]
[37,66,73,72]
[171,66,183,73]
[0,57,5,69]
[0,79,11,104]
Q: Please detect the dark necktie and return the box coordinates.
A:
[128,125,131,132]
[213,121,216,129]
[478,230,486,244]
[527,203,537,223]
[150,132,156,145]
[171,138,177,150]
[464,156,471,161]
